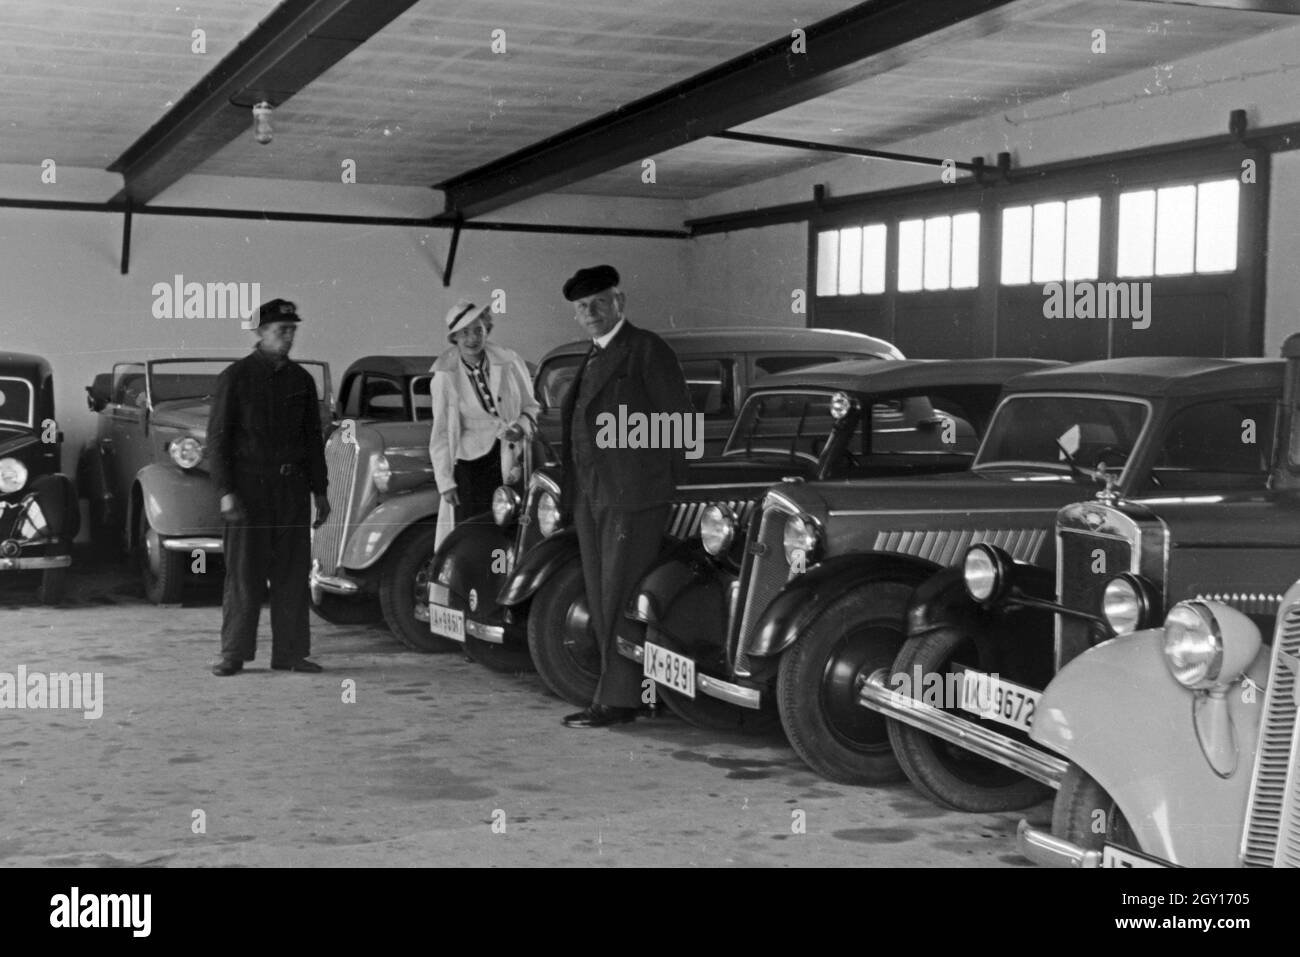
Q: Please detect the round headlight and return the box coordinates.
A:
[492,486,521,526]
[0,457,28,494]
[700,504,736,556]
[1102,574,1152,635]
[537,491,561,538]
[373,454,392,492]
[829,391,852,420]
[168,437,204,470]
[1163,601,1223,689]
[964,544,1007,603]
[782,513,818,566]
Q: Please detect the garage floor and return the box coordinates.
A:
[0,559,1049,867]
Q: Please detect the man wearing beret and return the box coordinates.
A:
[207,298,330,676]
[559,265,693,727]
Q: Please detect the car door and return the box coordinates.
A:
[102,362,148,502]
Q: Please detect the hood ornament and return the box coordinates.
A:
[1094,463,1122,504]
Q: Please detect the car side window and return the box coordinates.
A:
[535,356,583,412]
[360,375,405,421]
[111,364,146,409]
[754,354,841,377]
[339,374,363,418]
[411,376,433,422]
[680,358,734,418]
[1147,399,1276,490]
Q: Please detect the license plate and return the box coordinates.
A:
[957,669,1039,732]
[428,603,465,642]
[643,641,695,698]
[1102,845,1167,868]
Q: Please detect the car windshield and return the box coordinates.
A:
[724,390,839,464]
[147,360,326,404]
[0,377,35,429]
[973,393,1148,479]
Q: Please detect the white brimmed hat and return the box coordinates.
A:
[444,298,491,341]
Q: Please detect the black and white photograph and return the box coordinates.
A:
[0,0,1295,925]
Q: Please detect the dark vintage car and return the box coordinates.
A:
[727,356,1283,788]
[0,352,79,603]
[867,338,1300,815]
[426,328,905,672]
[80,357,333,604]
[613,358,1062,731]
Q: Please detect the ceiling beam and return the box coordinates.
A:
[436,0,1021,219]
[108,0,419,205]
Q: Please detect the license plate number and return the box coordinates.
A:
[643,641,695,698]
[957,669,1039,732]
[429,603,465,641]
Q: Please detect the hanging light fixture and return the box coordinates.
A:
[252,101,274,145]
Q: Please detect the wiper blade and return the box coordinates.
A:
[1055,440,1104,486]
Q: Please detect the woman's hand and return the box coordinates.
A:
[441,489,460,506]
[501,422,525,443]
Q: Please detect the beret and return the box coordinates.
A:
[257,298,300,327]
[562,264,620,301]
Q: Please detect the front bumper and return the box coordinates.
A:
[0,553,71,571]
[615,636,762,709]
[1016,821,1102,868]
[425,582,506,642]
[160,536,222,552]
[310,560,361,600]
[858,668,1067,789]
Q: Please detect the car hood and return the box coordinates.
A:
[151,399,213,434]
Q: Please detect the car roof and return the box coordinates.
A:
[0,352,53,377]
[1002,356,1283,398]
[341,355,439,378]
[538,326,901,364]
[751,357,1065,393]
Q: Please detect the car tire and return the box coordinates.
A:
[310,592,383,626]
[138,510,185,605]
[526,559,600,706]
[647,629,781,735]
[887,625,1052,812]
[465,636,536,674]
[38,566,67,605]
[1052,762,1139,854]
[379,523,459,653]
[776,580,915,785]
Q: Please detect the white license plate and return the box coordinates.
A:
[957,669,1040,732]
[428,603,465,642]
[643,641,695,698]
[1102,845,1166,868]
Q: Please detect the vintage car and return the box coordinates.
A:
[80,357,333,604]
[611,358,1061,731]
[726,356,1283,788]
[429,328,906,672]
[862,345,1300,813]
[1015,576,1300,868]
[0,352,79,604]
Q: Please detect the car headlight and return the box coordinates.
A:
[537,491,561,538]
[782,513,819,566]
[1163,600,1260,691]
[168,437,204,470]
[373,454,392,492]
[700,504,736,556]
[829,391,853,420]
[1102,574,1156,635]
[964,544,1011,603]
[0,457,28,494]
[492,486,521,526]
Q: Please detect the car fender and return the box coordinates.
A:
[1031,629,1264,867]
[748,553,938,659]
[497,528,580,607]
[628,541,718,626]
[907,562,1056,637]
[429,519,517,610]
[31,473,81,541]
[340,488,442,571]
[137,465,222,536]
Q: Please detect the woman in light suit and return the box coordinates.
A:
[429,298,541,548]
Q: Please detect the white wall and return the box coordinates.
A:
[685,24,1300,353]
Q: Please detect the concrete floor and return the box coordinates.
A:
[0,559,1049,867]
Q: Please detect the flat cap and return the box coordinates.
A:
[257,298,300,327]
[562,264,620,301]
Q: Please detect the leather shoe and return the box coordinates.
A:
[212,660,242,677]
[562,704,638,728]
[272,659,323,673]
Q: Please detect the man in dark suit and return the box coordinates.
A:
[559,265,693,728]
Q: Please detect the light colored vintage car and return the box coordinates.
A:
[1016,578,1299,868]
[80,357,332,604]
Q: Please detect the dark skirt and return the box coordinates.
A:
[451,440,502,525]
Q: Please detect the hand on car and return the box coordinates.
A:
[312,494,331,529]
[501,423,525,443]
[442,488,460,506]
[220,493,246,523]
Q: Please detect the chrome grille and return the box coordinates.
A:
[1241,601,1300,867]
[1057,529,1134,668]
[732,501,797,674]
[873,528,1046,567]
[667,498,758,541]
[1194,593,1286,618]
[311,435,359,575]
[514,482,542,565]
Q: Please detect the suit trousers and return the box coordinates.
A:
[220,470,312,665]
[572,493,669,709]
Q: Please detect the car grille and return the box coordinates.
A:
[731,500,797,675]
[1056,528,1134,668]
[873,528,1047,568]
[1241,600,1300,867]
[667,498,757,542]
[312,434,360,576]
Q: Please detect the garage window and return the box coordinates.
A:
[1117,178,1238,277]
[898,212,979,292]
[815,223,887,296]
[1000,196,1100,285]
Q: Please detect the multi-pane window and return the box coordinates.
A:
[1117,178,1238,277]
[898,212,979,292]
[1000,196,1100,284]
[815,223,887,296]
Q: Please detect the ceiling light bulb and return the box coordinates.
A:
[252,101,273,145]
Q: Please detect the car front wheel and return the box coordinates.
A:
[138,510,185,604]
[1052,763,1139,855]
[526,559,600,706]
[776,580,914,785]
[310,592,383,626]
[379,523,459,652]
